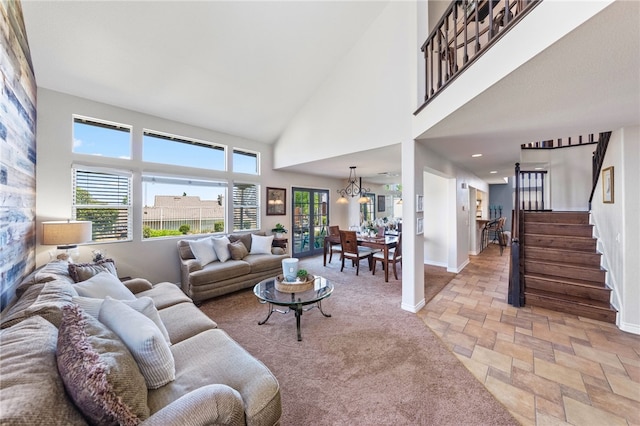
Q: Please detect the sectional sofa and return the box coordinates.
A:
[0,259,282,425]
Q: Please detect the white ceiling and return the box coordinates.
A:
[21,1,639,186]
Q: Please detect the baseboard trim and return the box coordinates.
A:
[447,258,469,274]
[402,298,426,313]
[424,260,447,268]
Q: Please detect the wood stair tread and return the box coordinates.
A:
[524,272,610,289]
[525,288,615,310]
[525,245,600,255]
[523,258,606,272]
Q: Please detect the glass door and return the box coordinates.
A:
[292,188,329,258]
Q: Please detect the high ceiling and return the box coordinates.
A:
[21,1,639,186]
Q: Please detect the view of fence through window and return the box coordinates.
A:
[73,118,261,240]
[142,176,227,238]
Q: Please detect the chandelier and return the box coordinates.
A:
[337,166,370,204]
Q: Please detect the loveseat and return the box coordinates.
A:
[178,233,289,303]
[0,259,281,425]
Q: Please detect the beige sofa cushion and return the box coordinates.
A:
[16,260,75,296]
[136,282,193,310]
[148,329,281,426]
[0,280,77,329]
[57,304,150,424]
[243,253,288,274]
[0,316,87,425]
[190,261,251,286]
[158,302,217,344]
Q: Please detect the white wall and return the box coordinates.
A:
[35,89,348,284]
[417,144,489,273]
[423,172,448,266]
[591,126,640,334]
[274,1,415,168]
[521,144,594,211]
[549,144,593,210]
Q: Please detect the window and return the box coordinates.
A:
[73,117,131,159]
[143,131,225,170]
[142,175,227,238]
[360,193,375,222]
[233,149,259,174]
[73,168,132,242]
[233,183,259,231]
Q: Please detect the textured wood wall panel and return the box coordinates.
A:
[0,0,37,309]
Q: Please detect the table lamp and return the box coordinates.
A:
[42,220,92,262]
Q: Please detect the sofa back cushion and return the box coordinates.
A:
[177,239,196,260]
[0,279,78,329]
[57,304,150,424]
[0,316,88,425]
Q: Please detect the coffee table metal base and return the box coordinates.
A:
[258,300,331,341]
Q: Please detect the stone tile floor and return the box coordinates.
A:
[417,244,640,425]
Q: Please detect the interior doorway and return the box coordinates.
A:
[291,188,329,258]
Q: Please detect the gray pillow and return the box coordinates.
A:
[68,259,118,283]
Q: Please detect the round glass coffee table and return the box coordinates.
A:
[253,276,333,341]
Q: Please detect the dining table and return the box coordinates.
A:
[323,233,399,282]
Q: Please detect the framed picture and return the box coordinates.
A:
[416,195,424,213]
[266,187,286,215]
[377,195,386,212]
[416,217,424,235]
[602,166,614,204]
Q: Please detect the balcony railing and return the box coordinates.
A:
[417,0,540,112]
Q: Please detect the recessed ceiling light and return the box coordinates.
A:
[490,171,498,174]
[471,154,483,158]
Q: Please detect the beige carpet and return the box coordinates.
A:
[200,256,517,425]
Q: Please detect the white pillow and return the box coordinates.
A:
[99,298,175,389]
[188,237,218,265]
[72,296,171,345]
[211,236,231,262]
[251,234,274,254]
[74,271,136,300]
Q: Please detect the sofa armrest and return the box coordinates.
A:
[142,385,245,426]
[271,247,285,255]
[183,258,203,273]
[122,278,154,293]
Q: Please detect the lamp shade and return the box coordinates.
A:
[42,221,92,248]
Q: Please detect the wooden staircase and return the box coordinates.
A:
[522,211,617,323]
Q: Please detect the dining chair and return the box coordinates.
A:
[372,232,402,280]
[328,225,342,263]
[339,230,374,276]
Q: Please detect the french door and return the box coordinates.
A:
[291,188,329,258]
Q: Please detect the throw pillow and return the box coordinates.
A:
[228,240,249,260]
[188,237,218,265]
[251,234,274,254]
[72,295,171,345]
[99,298,176,389]
[57,304,150,425]
[229,233,252,252]
[74,271,136,300]
[68,258,118,283]
[211,236,232,262]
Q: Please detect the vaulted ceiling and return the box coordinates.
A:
[22,1,639,185]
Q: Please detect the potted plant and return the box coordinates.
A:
[271,223,288,238]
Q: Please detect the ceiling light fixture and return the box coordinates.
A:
[337,166,370,204]
[471,153,483,158]
[490,170,498,174]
